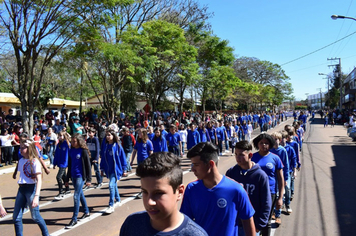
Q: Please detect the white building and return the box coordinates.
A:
[307,92,326,109]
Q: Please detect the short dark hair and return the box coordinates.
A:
[235,140,252,151]
[253,133,275,150]
[136,152,182,191]
[186,142,219,164]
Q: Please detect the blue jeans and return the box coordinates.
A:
[72,178,89,221]
[224,139,229,150]
[238,225,260,236]
[13,184,49,236]
[108,172,120,206]
[92,162,102,184]
[125,152,132,172]
[47,144,55,165]
[291,175,295,195]
[181,142,186,154]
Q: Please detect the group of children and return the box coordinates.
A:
[5,111,305,236]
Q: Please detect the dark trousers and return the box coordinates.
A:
[168,145,180,156]
[217,139,223,154]
[261,193,276,236]
[2,146,13,164]
[56,167,68,194]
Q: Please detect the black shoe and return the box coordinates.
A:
[65,189,71,194]
[65,219,77,229]
[79,213,90,220]
[0,164,3,167]
[95,183,103,189]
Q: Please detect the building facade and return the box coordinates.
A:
[342,67,356,110]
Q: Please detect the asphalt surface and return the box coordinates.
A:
[1,117,355,236]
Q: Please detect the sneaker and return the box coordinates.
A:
[95,183,103,189]
[65,219,77,229]
[136,192,143,199]
[105,206,114,214]
[65,190,71,195]
[79,213,90,220]
[275,217,281,225]
[83,185,90,191]
[54,193,65,200]
[286,205,293,214]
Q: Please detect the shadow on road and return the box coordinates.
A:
[331,145,356,235]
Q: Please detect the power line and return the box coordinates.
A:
[281,30,356,66]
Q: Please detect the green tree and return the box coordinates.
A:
[0,0,87,133]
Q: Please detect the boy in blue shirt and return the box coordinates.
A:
[181,142,256,236]
[226,141,271,235]
[166,125,182,157]
[120,152,207,236]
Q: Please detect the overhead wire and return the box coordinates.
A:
[281,30,356,66]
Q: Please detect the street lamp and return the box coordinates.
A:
[331,15,356,21]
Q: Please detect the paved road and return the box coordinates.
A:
[275,118,356,236]
[1,117,354,236]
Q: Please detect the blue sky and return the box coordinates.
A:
[202,0,356,100]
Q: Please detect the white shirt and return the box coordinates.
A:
[18,158,41,184]
[178,130,188,142]
[0,135,13,146]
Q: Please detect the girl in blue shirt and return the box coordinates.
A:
[252,133,284,235]
[53,131,71,199]
[65,134,91,229]
[152,127,168,152]
[130,128,153,166]
[100,129,127,214]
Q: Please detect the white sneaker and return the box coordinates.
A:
[54,193,65,200]
[286,205,293,214]
[105,206,114,214]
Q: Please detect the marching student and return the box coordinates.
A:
[53,131,71,200]
[86,127,102,187]
[180,142,256,236]
[252,133,284,236]
[100,129,127,214]
[226,141,271,235]
[120,152,208,236]
[65,134,92,229]
[151,127,168,152]
[13,139,49,236]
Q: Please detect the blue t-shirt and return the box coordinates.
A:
[148,133,155,141]
[54,141,69,168]
[180,175,255,236]
[206,127,216,141]
[152,137,168,153]
[120,211,208,236]
[134,140,153,163]
[187,129,201,150]
[252,152,283,194]
[198,129,210,142]
[166,132,181,147]
[69,148,84,178]
[161,130,168,140]
[270,146,290,181]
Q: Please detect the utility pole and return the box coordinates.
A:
[317,88,322,109]
[327,57,342,110]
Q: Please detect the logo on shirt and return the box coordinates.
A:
[23,160,35,179]
[217,198,227,208]
[76,154,81,160]
[62,147,66,151]
[109,151,113,156]
[266,163,273,169]
[143,144,147,148]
